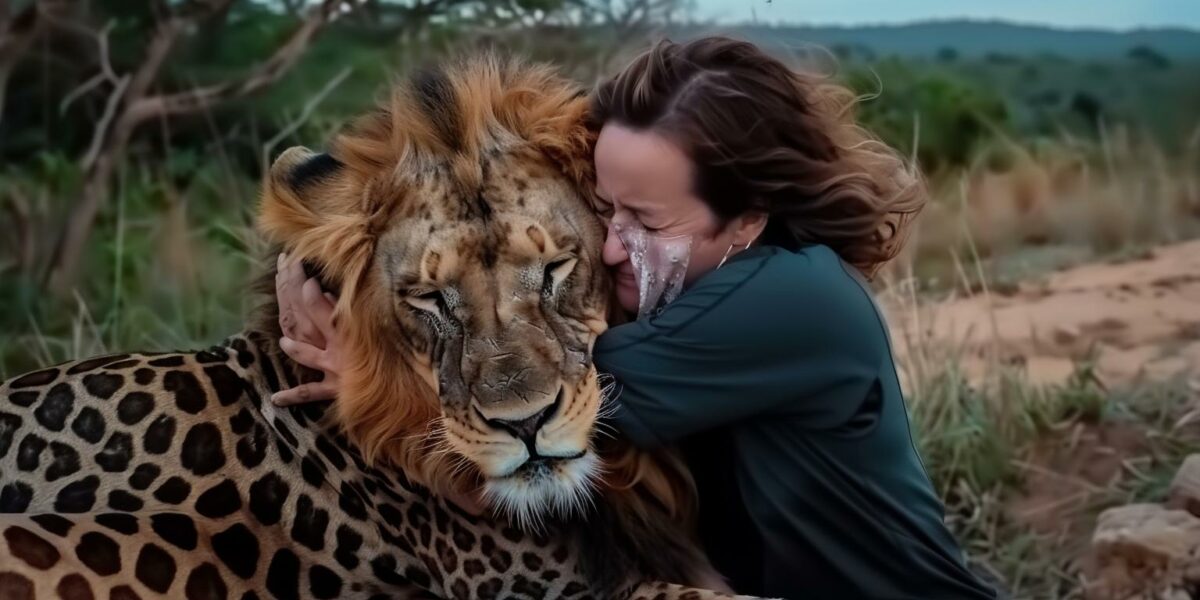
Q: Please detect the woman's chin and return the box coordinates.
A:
[615,286,640,316]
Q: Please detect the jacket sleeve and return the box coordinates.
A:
[593,250,886,448]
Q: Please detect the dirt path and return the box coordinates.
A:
[884,239,1200,387]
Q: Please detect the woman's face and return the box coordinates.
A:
[593,123,745,314]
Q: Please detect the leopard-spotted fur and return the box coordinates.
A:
[0,335,745,599]
[0,54,764,600]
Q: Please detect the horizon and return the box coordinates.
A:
[692,0,1200,32]
[705,16,1200,35]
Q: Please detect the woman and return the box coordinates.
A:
[274,37,996,599]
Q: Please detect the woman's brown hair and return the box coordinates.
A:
[590,36,925,277]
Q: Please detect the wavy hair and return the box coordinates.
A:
[590,36,925,277]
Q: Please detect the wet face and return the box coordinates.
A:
[374,151,611,525]
[593,123,745,314]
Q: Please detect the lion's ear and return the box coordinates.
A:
[259,146,374,296]
[259,147,347,240]
[259,146,366,247]
[276,147,344,195]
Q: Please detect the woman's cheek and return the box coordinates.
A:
[614,278,640,314]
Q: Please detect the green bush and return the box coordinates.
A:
[844,60,1011,172]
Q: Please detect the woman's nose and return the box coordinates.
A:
[602,224,629,267]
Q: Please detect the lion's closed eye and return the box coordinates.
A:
[543,256,577,298]
[405,289,445,315]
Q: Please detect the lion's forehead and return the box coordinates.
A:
[379,205,592,290]
[382,148,579,220]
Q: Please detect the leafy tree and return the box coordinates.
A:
[1127,44,1171,69]
[936,46,958,63]
[845,60,1010,172]
[0,0,680,291]
[1070,91,1103,128]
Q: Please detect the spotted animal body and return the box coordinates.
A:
[0,338,737,598]
[0,54,751,600]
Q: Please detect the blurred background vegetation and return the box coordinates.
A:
[2,1,1199,597]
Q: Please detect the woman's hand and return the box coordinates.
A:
[272,253,346,406]
[271,256,491,515]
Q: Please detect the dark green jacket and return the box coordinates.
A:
[594,244,995,600]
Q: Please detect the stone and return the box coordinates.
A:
[1085,503,1200,600]
[1053,324,1081,346]
[1165,455,1200,518]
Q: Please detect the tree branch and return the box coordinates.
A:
[79,73,129,170]
[260,65,353,172]
[58,20,118,115]
[127,0,351,124]
[48,0,364,291]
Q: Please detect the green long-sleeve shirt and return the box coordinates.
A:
[594,244,996,599]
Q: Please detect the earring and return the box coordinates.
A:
[716,243,735,270]
[717,238,756,270]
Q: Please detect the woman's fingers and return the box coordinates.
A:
[300,277,337,343]
[277,254,326,348]
[273,254,345,407]
[279,336,330,373]
[274,254,347,407]
[276,253,298,338]
[271,380,338,406]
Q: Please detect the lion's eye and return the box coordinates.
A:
[405,289,445,315]
[542,256,577,297]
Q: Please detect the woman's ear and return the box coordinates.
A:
[731,210,769,246]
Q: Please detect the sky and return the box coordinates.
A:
[692,0,1200,31]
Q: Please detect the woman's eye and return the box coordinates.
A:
[593,199,614,218]
[542,257,578,297]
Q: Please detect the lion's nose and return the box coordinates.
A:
[480,388,562,443]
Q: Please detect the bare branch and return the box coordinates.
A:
[128,0,351,124]
[79,73,129,171]
[59,71,105,114]
[261,66,353,171]
[94,19,118,82]
[123,17,187,103]
[58,20,118,115]
[49,0,366,291]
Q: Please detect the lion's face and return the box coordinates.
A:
[373,149,610,522]
[260,59,612,526]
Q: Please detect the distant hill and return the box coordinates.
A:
[678,20,1200,61]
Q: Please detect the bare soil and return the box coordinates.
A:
[886,239,1200,387]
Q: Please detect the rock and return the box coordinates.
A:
[1085,503,1200,600]
[1053,324,1081,346]
[1166,455,1200,518]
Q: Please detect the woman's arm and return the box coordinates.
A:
[595,248,886,448]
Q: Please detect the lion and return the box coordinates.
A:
[0,55,743,599]
[258,52,723,592]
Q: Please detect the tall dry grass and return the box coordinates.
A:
[875,128,1200,597]
[2,108,1199,599]
[894,127,1200,293]
[1,17,1197,597]
[879,256,1200,598]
